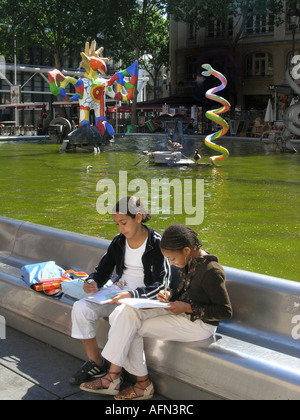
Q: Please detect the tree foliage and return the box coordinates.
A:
[105,2,169,99]
[138,13,169,100]
[104,1,167,61]
[167,0,285,48]
[0,0,169,105]
[98,0,168,122]
[0,0,106,69]
[0,0,168,68]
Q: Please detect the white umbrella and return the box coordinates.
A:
[264,98,274,122]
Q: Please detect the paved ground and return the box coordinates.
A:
[0,327,165,401]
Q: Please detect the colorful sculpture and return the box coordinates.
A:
[48,41,138,146]
[202,64,231,166]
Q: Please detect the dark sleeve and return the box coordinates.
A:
[87,240,117,288]
[191,265,232,322]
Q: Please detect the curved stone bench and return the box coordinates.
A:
[0,216,299,400]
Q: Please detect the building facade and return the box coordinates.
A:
[0,47,79,128]
[169,1,300,121]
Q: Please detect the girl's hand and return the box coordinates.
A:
[157,290,172,303]
[109,291,131,305]
[167,301,192,315]
[83,280,98,294]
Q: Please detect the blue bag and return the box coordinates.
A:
[21,261,65,288]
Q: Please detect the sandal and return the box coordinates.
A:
[80,372,121,395]
[115,377,154,401]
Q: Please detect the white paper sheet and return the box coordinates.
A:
[118,298,171,309]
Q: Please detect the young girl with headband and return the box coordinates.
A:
[80,223,232,400]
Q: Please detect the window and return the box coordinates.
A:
[246,11,274,34]
[245,52,273,77]
[187,24,196,43]
[186,56,197,81]
[207,14,233,39]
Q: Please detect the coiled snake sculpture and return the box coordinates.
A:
[202,64,231,166]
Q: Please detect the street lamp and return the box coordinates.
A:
[287,3,300,62]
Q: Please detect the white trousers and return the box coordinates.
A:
[101,304,217,377]
[71,299,117,340]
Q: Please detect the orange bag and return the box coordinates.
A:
[32,270,88,297]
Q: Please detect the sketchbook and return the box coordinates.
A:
[84,284,121,305]
[118,298,171,309]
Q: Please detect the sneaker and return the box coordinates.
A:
[69,359,107,385]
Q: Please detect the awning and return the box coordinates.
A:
[52,101,79,108]
[0,102,49,110]
[136,95,205,111]
[108,106,132,113]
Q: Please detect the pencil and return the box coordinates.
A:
[164,275,168,297]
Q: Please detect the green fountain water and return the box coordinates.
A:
[0,136,299,282]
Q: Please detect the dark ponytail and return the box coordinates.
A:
[112,196,152,223]
[160,224,202,251]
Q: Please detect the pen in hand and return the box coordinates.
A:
[83,278,98,294]
[157,289,171,303]
[164,275,168,297]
